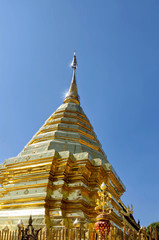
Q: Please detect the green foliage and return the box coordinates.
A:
[147,222,159,237]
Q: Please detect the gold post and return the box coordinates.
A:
[144,227,147,240]
[150,227,152,240]
[155,227,158,240]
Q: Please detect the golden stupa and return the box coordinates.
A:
[0,53,139,232]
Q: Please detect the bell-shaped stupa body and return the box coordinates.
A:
[0,53,130,231]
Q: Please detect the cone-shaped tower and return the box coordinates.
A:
[19,52,107,162]
[0,53,130,231]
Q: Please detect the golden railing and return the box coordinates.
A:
[0,226,157,240]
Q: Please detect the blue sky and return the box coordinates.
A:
[0,0,159,227]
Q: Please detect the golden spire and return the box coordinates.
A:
[64,52,80,105]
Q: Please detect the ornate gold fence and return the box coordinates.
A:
[0,226,158,240]
[0,229,18,240]
[0,228,97,240]
[0,227,126,240]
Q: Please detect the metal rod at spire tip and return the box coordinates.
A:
[71,52,78,70]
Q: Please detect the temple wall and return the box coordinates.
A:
[0,150,125,230]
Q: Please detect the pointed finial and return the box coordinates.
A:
[71,51,78,69]
[28,215,33,226]
[17,219,24,228]
[100,182,107,190]
[73,218,79,225]
[64,52,80,105]
[130,204,133,213]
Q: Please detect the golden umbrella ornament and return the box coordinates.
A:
[95,182,112,240]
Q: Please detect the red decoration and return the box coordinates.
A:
[95,213,111,240]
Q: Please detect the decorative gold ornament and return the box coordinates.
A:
[95,182,113,239]
[95,182,112,214]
